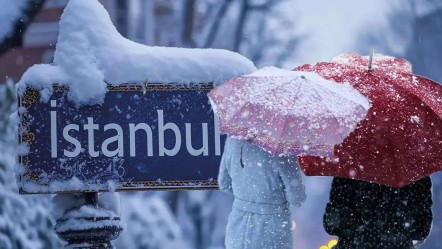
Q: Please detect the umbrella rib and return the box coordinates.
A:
[225,103,254,131]
[304,78,343,117]
[275,115,291,156]
[358,73,401,187]
[388,129,400,188]
[393,72,442,120]
[272,77,305,155]
[306,82,349,140]
[276,79,316,153]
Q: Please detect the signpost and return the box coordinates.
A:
[19,82,226,248]
[19,82,225,194]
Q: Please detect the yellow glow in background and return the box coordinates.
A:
[319,239,338,249]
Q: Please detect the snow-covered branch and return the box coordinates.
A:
[203,0,233,48]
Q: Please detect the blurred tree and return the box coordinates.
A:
[404,2,442,249]
[115,193,192,249]
[0,1,62,248]
[358,0,442,82]
[0,80,15,133]
[0,0,47,56]
[405,0,442,82]
[200,0,302,67]
[0,82,62,249]
[150,0,301,67]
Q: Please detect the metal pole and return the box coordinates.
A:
[55,192,122,249]
[368,49,375,71]
[84,192,98,206]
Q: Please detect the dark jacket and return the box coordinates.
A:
[324,177,433,249]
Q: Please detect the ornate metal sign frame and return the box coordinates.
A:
[19,82,223,194]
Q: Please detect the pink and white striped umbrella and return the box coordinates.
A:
[208,66,370,157]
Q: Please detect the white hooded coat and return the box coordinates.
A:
[219,137,307,249]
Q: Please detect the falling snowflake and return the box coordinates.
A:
[349,169,357,178]
[410,115,420,124]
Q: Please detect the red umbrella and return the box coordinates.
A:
[294,52,442,188]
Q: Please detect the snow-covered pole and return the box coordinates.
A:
[84,192,98,206]
[54,192,123,249]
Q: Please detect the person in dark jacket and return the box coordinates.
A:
[324,177,433,249]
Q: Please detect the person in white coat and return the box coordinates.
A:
[219,137,307,249]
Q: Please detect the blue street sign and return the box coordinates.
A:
[19,83,225,194]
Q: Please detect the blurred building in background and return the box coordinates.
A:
[0,0,62,82]
[0,0,181,82]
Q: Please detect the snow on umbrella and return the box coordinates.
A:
[295,52,442,188]
[208,66,370,157]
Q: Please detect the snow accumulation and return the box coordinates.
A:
[15,0,255,193]
[246,66,371,111]
[332,52,413,72]
[17,0,256,106]
[53,193,121,233]
[54,206,120,232]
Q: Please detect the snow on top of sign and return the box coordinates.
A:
[18,64,69,101]
[17,0,256,106]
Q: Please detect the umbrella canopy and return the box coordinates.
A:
[208,66,370,157]
[295,52,442,188]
